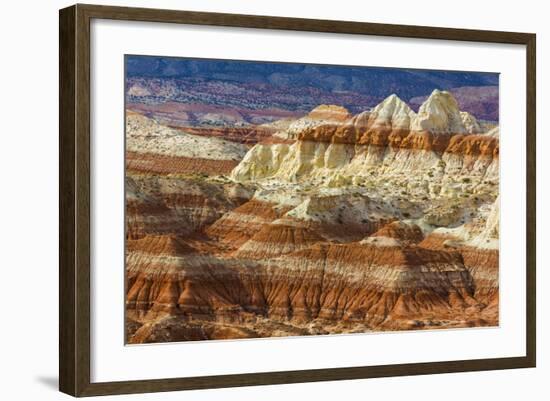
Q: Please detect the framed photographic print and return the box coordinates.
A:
[59,4,536,397]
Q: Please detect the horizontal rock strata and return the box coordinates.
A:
[126,151,239,175]
[125,89,499,343]
[126,175,252,239]
[126,230,495,342]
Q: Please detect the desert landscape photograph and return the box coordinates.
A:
[124,56,500,344]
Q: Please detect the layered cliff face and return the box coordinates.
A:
[125,89,499,343]
[419,197,499,309]
[126,112,249,175]
[126,175,253,239]
[231,90,498,185]
[126,220,493,343]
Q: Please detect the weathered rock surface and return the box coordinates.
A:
[127,111,248,161]
[126,175,253,239]
[126,229,494,343]
[125,90,499,343]
[231,92,498,185]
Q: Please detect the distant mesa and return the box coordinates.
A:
[125,59,498,120]
[307,104,352,122]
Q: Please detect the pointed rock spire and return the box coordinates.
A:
[411,89,466,134]
[368,94,416,130]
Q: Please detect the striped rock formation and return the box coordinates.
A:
[126,219,496,343]
[231,90,498,184]
[126,111,248,176]
[126,175,252,239]
[125,89,499,343]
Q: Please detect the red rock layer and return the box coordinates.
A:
[304,218,391,243]
[126,233,496,342]
[127,234,196,256]
[419,233,498,306]
[205,200,293,249]
[126,151,239,175]
[126,177,250,239]
[273,243,477,325]
[371,221,424,245]
[460,247,499,305]
[126,235,257,321]
[297,123,498,157]
[445,134,499,159]
[233,223,324,259]
[126,235,196,316]
[177,126,276,145]
[126,196,179,240]
[418,233,455,250]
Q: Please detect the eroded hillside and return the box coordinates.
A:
[125,90,499,343]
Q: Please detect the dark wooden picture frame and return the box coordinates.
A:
[59,3,536,397]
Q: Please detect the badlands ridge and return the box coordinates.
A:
[125,90,499,343]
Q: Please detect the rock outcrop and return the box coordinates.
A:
[307,104,352,122]
[126,228,493,342]
[273,104,352,140]
[125,88,499,343]
[126,175,252,239]
[127,112,248,160]
[231,91,497,185]
[411,89,468,133]
[126,112,249,176]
